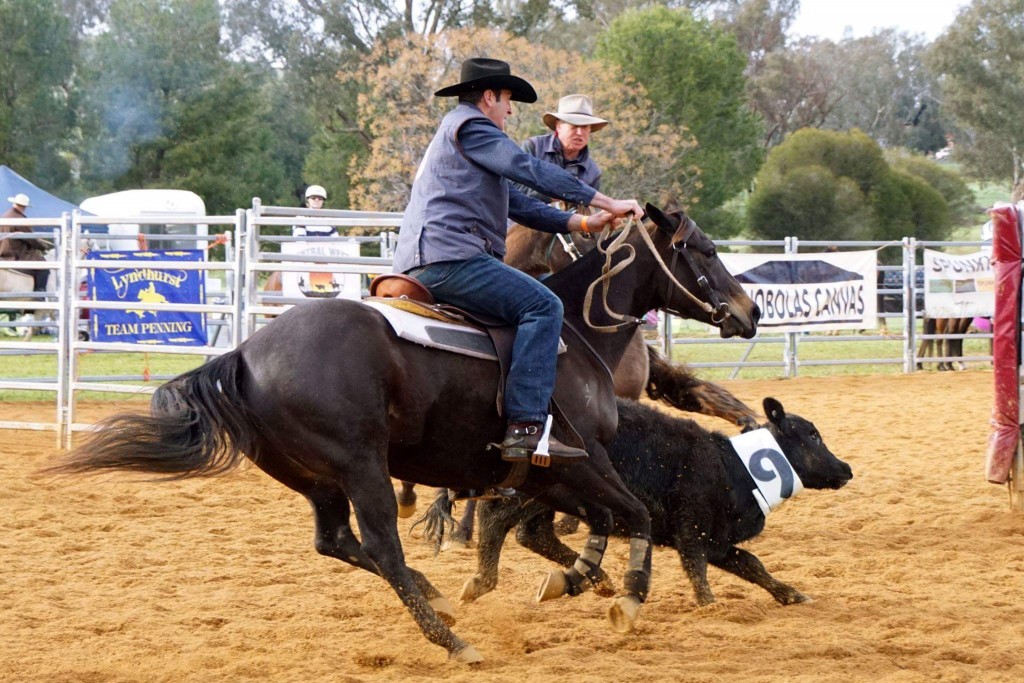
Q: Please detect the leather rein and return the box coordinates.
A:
[581,216,733,333]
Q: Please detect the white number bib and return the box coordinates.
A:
[730,429,803,516]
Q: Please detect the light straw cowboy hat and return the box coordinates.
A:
[7,193,30,208]
[434,57,538,103]
[543,94,609,132]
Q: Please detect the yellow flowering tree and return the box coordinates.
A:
[348,28,697,212]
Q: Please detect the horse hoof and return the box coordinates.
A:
[429,596,457,627]
[607,595,642,633]
[536,570,568,603]
[441,536,468,551]
[450,644,484,664]
[460,576,489,603]
[397,502,416,519]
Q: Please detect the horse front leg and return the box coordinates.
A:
[515,504,615,597]
[535,447,653,634]
[341,455,482,663]
[309,487,457,626]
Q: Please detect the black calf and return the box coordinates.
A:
[459,397,853,606]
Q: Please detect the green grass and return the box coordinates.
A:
[0,337,204,402]
[654,318,991,380]
[0,322,992,403]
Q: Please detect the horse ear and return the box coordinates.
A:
[645,202,678,236]
[763,397,785,424]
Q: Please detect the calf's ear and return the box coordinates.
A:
[763,397,785,424]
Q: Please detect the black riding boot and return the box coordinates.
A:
[500,422,588,463]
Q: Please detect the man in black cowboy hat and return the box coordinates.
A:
[393,57,643,476]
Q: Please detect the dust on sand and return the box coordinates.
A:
[3,371,1024,682]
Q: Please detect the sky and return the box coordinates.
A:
[788,0,972,42]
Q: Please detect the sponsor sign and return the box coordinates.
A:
[281,240,362,301]
[719,251,877,332]
[86,249,207,345]
[922,249,993,318]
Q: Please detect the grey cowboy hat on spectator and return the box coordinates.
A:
[543,94,609,132]
[434,57,538,103]
[7,193,30,208]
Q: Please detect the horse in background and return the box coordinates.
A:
[917,317,972,371]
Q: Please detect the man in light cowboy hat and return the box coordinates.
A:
[1,192,49,281]
[393,57,643,476]
[1,192,51,339]
[515,94,608,203]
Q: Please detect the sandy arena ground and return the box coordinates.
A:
[3,370,1024,682]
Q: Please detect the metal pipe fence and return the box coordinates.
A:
[0,206,994,441]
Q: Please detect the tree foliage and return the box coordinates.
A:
[595,6,763,230]
[822,31,946,153]
[76,0,307,212]
[928,0,1024,192]
[0,0,77,191]
[346,27,696,213]
[885,149,975,225]
[748,128,955,245]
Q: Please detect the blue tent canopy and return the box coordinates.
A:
[0,165,107,233]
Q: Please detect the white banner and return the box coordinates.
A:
[719,251,877,332]
[922,249,993,318]
[281,240,362,301]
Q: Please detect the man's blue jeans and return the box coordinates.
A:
[408,254,562,424]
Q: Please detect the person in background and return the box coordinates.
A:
[293,185,337,238]
[514,93,607,203]
[392,57,642,477]
[1,193,51,339]
[1,193,49,290]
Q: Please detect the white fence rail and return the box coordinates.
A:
[0,204,991,442]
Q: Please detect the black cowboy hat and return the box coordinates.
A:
[434,57,538,103]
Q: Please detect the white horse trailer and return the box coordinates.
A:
[79,189,208,251]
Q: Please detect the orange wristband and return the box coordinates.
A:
[580,215,589,232]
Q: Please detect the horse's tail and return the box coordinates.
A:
[645,345,757,426]
[410,487,456,556]
[45,351,259,480]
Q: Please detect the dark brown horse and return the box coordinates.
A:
[48,203,759,663]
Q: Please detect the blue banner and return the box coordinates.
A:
[86,249,207,345]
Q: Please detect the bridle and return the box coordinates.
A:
[582,215,733,333]
[668,216,731,325]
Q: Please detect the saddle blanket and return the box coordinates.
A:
[362,299,566,362]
